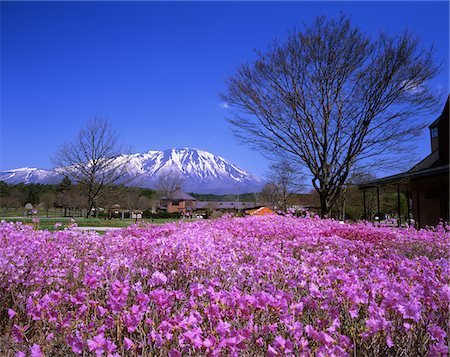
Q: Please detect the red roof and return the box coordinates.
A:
[245,207,274,216]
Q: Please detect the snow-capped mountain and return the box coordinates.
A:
[0,148,263,194]
[0,168,62,185]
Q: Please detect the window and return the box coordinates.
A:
[431,127,438,138]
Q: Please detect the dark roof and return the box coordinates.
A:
[429,95,449,128]
[171,189,196,201]
[195,201,260,210]
[359,164,449,188]
[409,151,439,172]
[360,151,440,188]
[359,96,449,188]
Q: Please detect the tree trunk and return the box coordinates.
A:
[86,198,94,218]
[319,193,330,218]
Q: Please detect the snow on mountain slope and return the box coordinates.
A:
[0,148,263,194]
[0,167,62,185]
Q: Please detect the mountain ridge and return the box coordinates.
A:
[0,148,263,194]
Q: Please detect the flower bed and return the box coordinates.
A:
[0,216,448,356]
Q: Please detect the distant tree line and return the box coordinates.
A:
[0,177,408,221]
[0,178,158,218]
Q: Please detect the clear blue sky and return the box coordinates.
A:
[1,1,448,178]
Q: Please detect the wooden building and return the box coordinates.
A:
[359,96,449,227]
[162,188,197,214]
[159,188,260,215]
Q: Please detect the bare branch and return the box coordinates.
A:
[222,15,441,216]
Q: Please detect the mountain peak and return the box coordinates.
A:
[0,148,262,194]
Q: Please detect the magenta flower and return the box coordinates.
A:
[0,216,448,355]
[123,337,134,350]
[397,301,421,322]
[8,308,16,319]
[12,324,27,343]
[216,320,231,336]
[30,344,43,357]
[150,271,168,286]
[169,349,181,357]
[428,325,447,342]
[87,333,106,356]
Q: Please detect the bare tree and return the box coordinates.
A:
[39,191,56,217]
[53,118,131,217]
[56,185,85,217]
[259,182,280,210]
[265,160,304,211]
[120,187,141,216]
[335,169,377,220]
[137,195,152,211]
[222,15,440,216]
[155,168,184,199]
[2,189,25,213]
[96,185,127,218]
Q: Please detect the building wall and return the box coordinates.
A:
[438,111,449,164]
[167,201,186,213]
[411,174,449,227]
[167,200,196,214]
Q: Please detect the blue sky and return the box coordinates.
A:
[1,1,448,178]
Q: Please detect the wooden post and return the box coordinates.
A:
[377,186,380,223]
[363,189,367,220]
[397,184,401,227]
[416,180,421,228]
[406,190,411,226]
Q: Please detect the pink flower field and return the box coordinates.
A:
[0,216,448,356]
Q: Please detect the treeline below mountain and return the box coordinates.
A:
[0,180,407,221]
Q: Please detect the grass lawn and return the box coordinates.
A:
[0,216,184,231]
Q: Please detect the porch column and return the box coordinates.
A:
[406,190,411,226]
[397,184,401,227]
[377,186,380,222]
[363,189,367,220]
[416,180,421,228]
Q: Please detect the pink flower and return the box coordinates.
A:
[46,333,54,341]
[267,344,279,356]
[8,308,16,319]
[216,321,231,336]
[190,283,205,297]
[397,301,421,322]
[169,349,181,357]
[203,335,216,348]
[30,344,43,357]
[438,284,450,301]
[12,324,27,343]
[123,337,134,350]
[305,325,319,340]
[150,271,168,286]
[366,317,392,334]
[66,335,83,354]
[428,325,447,342]
[87,333,106,355]
[318,331,334,345]
[429,342,449,356]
